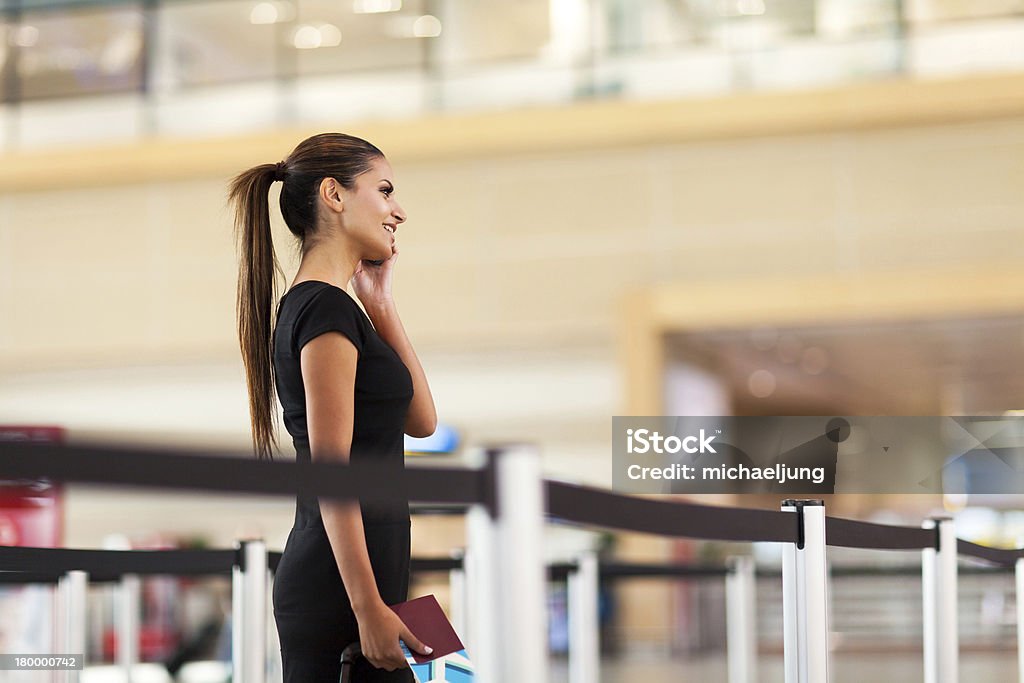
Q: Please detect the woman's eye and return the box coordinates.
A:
[381,187,392,197]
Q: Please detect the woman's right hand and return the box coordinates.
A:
[355,599,433,671]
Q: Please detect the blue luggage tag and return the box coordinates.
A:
[400,641,475,682]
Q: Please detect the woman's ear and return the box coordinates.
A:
[318,178,344,214]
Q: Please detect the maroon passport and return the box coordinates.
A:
[389,594,464,664]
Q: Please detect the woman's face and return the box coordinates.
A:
[341,156,406,261]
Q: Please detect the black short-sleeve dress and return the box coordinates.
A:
[271,280,415,682]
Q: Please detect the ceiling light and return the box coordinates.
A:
[293,23,341,49]
[318,23,341,47]
[99,30,141,74]
[14,25,39,48]
[250,2,278,24]
[293,25,322,49]
[412,15,442,38]
[353,0,401,13]
[251,1,294,25]
[748,369,776,398]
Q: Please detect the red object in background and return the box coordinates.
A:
[103,536,184,662]
[2,426,184,663]
[103,626,178,661]
[0,426,65,548]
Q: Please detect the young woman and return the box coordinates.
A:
[231,133,436,682]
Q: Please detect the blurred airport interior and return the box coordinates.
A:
[1,0,1024,680]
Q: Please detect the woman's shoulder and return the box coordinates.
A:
[278,280,371,355]
[281,280,363,319]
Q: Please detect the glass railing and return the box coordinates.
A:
[2,0,1023,150]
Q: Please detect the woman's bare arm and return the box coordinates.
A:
[301,332,430,670]
[364,300,437,438]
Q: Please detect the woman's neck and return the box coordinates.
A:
[291,240,361,291]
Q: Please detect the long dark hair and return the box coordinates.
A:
[229,133,385,459]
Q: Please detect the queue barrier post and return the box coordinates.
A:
[1017,557,1024,683]
[117,573,141,683]
[781,499,829,683]
[233,539,268,683]
[491,444,548,683]
[448,549,468,643]
[466,507,499,682]
[568,551,599,683]
[232,550,243,683]
[54,574,64,676]
[726,555,757,683]
[57,569,88,683]
[922,517,958,683]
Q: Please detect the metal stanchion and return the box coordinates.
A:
[922,517,958,683]
[781,500,829,683]
[726,555,757,683]
[568,551,599,683]
[233,539,268,683]
[1017,557,1024,683]
[782,505,798,683]
[232,554,243,683]
[466,447,502,683]
[54,575,66,678]
[449,549,468,641]
[826,557,835,678]
[58,570,88,683]
[493,445,548,683]
[466,507,499,682]
[117,574,141,683]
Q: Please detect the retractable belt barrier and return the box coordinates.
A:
[957,538,1024,566]
[3,440,1024,683]
[0,546,1012,586]
[2,441,1020,561]
[546,480,798,543]
[0,546,237,578]
[549,561,730,582]
[0,440,487,507]
[0,548,470,581]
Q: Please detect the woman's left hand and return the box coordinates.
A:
[351,245,398,311]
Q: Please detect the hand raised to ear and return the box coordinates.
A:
[352,245,398,312]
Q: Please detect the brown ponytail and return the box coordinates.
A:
[230,133,385,460]
[230,164,283,460]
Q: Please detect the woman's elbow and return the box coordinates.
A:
[406,418,437,439]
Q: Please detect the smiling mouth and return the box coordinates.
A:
[382,224,396,234]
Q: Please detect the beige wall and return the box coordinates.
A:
[3,113,1023,371]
